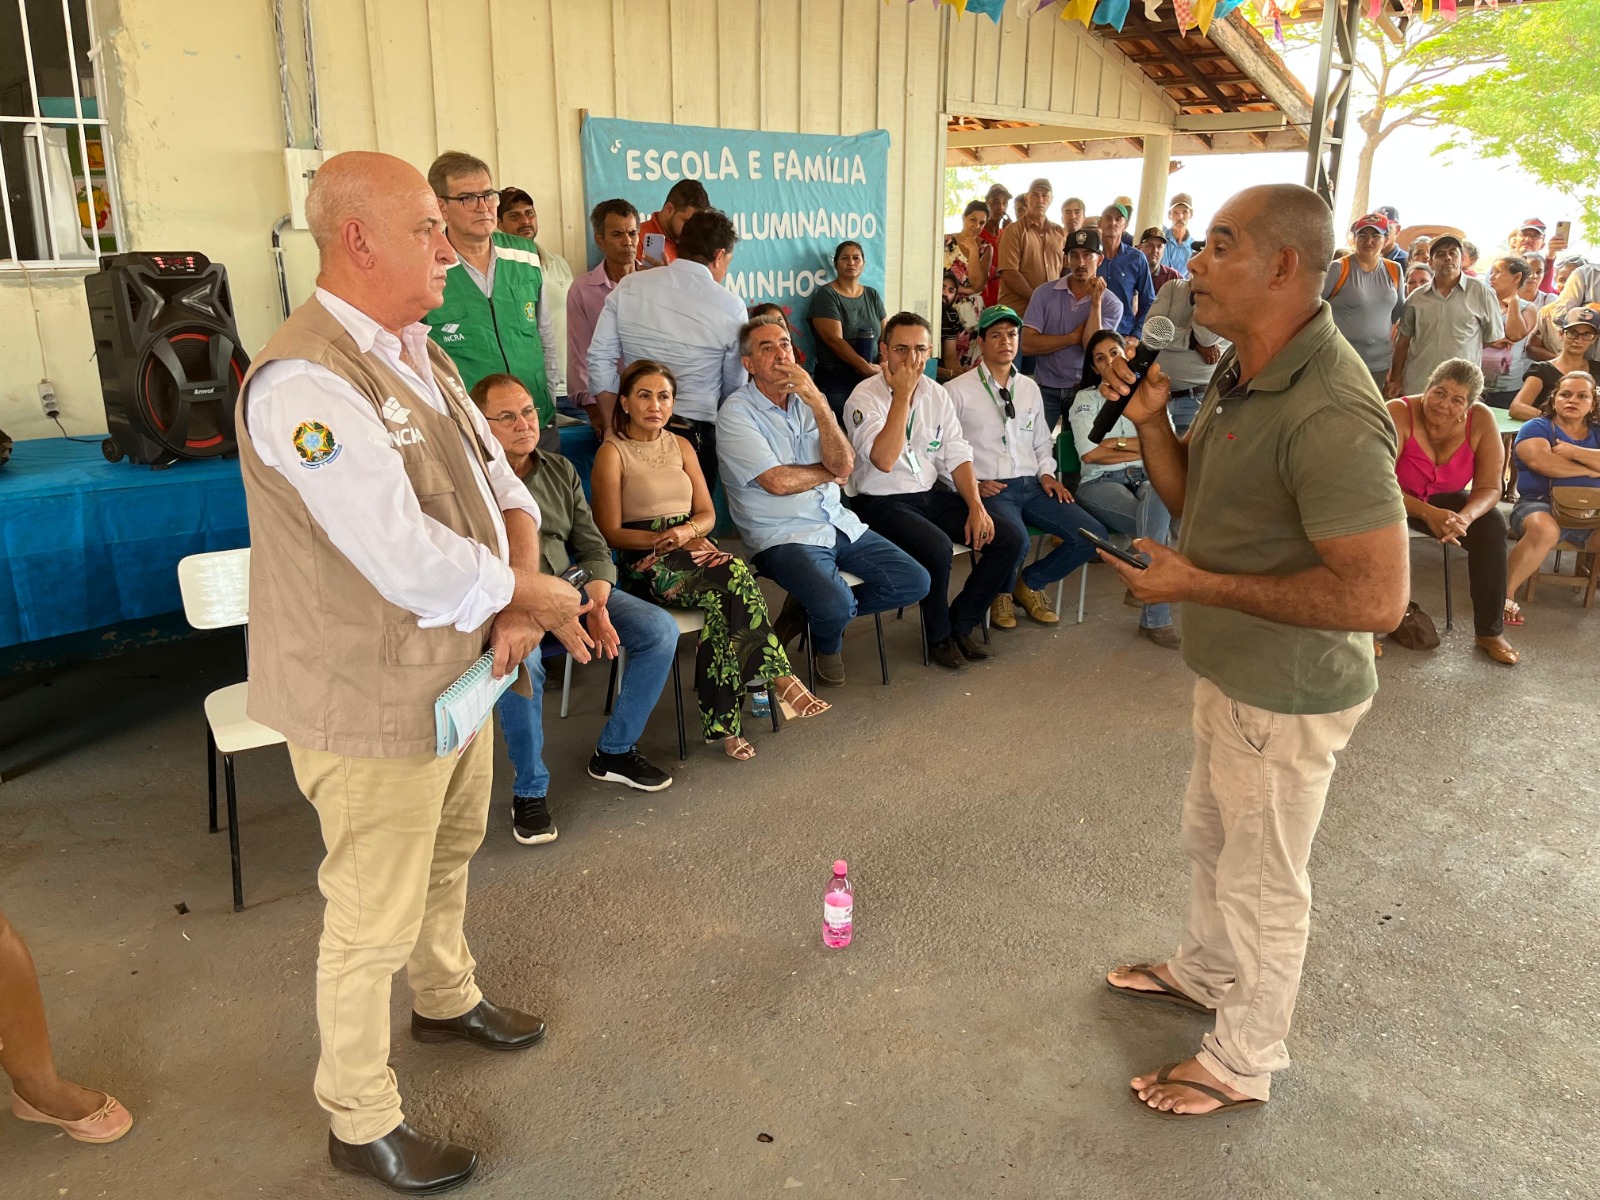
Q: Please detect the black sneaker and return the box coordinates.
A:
[587,748,673,792]
[512,796,557,845]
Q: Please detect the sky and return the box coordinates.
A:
[946,22,1591,263]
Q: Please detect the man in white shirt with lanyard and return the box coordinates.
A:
[843,312,1027,670]
[239,152,588,1193]
[945,305,1108,629]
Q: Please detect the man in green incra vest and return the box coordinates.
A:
[424,150,562,452]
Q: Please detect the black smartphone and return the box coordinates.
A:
[1077,527,1148,570]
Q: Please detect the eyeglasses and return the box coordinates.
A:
[440,190,500,209]
[485,405,538,426]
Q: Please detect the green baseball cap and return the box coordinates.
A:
[977,304,1022,333]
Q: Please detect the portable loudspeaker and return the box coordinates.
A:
[85,251,249,466]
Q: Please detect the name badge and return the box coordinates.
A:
[904,448,923,477]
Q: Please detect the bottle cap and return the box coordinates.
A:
[833,859,848,875]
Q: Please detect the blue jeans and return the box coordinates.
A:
[494,588,679,797]
[1076,467,1174,629]
[1167,388,1203,437]
[752,529,930,655]
[1037,385,1073,438]
[982,476,1108,590]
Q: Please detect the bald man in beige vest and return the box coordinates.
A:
[238,151,589,1193]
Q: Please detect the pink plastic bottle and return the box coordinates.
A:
[822,860,854,948]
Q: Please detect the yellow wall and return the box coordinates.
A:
[0,0,1169,442]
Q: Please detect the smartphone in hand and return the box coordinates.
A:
[643,232,667,262]
[1077,527,1148,570]
[1555,219,1572,244]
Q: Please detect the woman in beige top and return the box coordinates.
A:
[591,360,828,760]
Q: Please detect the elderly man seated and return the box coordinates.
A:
[717,316,929,686]
[944,304,1107,628]
[472,374,678,845]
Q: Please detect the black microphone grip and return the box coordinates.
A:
[1088,340,1165,444]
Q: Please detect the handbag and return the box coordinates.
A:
[1550,486,1600,528]
[1388,600,1440,651]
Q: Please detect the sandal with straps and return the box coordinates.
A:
[1133,1064,1266,1120]
[1105,964,1215,1013]
[720,736,756,761]
[1503,599,1525,627]
[772,677,830,720]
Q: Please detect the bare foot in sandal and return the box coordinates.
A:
[1132,1056,1261,1117]
[722,736,755,761]
[1105,962,1214,1012]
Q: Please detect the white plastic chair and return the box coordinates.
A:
[176,549,285,911]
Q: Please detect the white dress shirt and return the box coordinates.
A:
[842,373,973,496]
[586,257,748,422]
[945,362,1055,481]
[247,287,539,633]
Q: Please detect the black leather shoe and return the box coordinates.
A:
[329,1122,478,1195]
[929,637,966,670]
[411,998,547,1051]
[954,630,991,661]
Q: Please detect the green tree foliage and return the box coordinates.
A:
[1428,2,1600,239]
[944,165,1000,221]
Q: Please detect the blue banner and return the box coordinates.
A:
[580,116,890,371]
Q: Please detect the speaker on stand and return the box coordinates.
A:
[85,251,250,469]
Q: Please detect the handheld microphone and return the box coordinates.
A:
[1088,315,1176,444]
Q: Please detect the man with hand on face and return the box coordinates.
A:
[239,151,591,1191]
[843,314,1026,671]
[945,305,1107,629]
[1389,235,1504,399]
[1022,227,1124,434]
[717,316,929,686]
[1095,183,1406,1120]
[423,152,561,452]
[1096,203,1156,339]
[471,373,677,846]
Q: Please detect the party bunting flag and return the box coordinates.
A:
[1441,0,1458,20]
[1061,0,1098,24]
[1215,0,1248,19]
[1194,0,1220,34]
[1143,0,1162,17]
[1092,0,1132,30]
[965,0,1008,19]
[1171,0,1196,30]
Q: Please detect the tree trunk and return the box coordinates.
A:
[1346,107,1386,229]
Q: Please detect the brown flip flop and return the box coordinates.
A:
[1132,1064,1266,1120]
[1105,964,1215,1014]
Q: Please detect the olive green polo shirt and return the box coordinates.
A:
[1179,301,1404,715]
[517,450,618,586]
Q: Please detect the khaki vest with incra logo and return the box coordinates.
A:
[236,295,503,758]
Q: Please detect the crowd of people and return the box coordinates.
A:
[31,147,1569,1190]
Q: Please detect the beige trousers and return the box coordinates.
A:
[1166,677,1371,1102]
[288,726,493,1144]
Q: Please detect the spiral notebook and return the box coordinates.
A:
[434,652,517,757]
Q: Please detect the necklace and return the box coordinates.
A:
[626,431,675,466]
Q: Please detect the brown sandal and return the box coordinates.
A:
[1132,1064,1266,1120]
[1105,964,1215,1014]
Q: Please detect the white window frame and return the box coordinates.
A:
[0,0,126,270]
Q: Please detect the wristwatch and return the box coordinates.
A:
[1116,437,1127,451]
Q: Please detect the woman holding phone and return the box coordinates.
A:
[591,360,830,761]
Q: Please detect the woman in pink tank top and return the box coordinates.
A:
[1386,358,1517,665]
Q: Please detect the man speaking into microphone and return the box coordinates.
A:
[1094,184,1408,1117]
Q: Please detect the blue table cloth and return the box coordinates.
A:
[0,439,249,647]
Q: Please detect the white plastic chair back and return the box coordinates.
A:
[178,548,252,630]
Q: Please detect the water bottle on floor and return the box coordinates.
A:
[822,860,854,948]
[747,680,771,720]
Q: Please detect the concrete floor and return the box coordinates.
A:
[1,552,1596,1199]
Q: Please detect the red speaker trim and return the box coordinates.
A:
[139,331,245,449]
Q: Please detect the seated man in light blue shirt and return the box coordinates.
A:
[717,316,929,687]
[588,209,748,491]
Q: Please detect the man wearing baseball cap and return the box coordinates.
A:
[1325,214,1406,389]
[1162,193,1197,276]
[1509,217,1568,293]
[1138,227,1181,293]
[1019,226,1124,434]
[946,305,1109,628]
[1390,234,1504,397]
